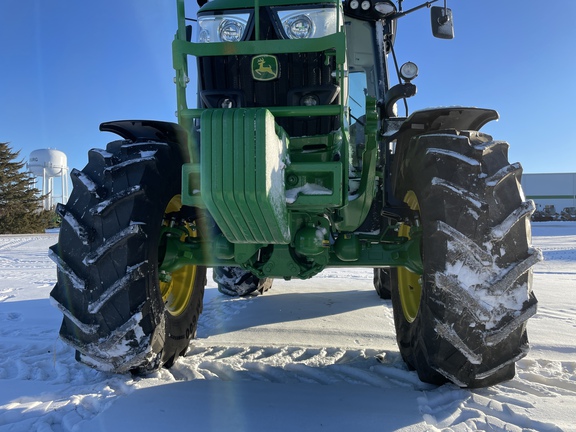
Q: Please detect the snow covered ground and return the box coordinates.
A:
[0,222,575,431]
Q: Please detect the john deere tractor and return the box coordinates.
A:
[50,0,541,387]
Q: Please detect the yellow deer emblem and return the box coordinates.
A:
[251,55,278,81]
[255,58,275,76]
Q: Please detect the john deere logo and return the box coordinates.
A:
[251,55,279,81]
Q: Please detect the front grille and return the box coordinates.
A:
[196,7,340,137]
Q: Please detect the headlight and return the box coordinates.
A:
[284,14,314,39]
[197,13,250,43]
[275,7,339,40]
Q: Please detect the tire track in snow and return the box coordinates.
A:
[0,292,15,303]
[0,252,55,271]
[1,232,574,430]
[170,344,433,391]
[0,235,142,431]
[510,359,576,397]
[0,236,56,301]
[180,288,431,390]
[0,339,138,431]
[0,375,136,432]
[418,385,563,431]
[538,246,576,252]
[418,358,576,431]
[192,285,576,432]
[0,237,40,251]
[534,306,576,327]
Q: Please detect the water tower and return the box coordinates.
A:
[28,149,69,210]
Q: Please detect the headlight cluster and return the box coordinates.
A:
[197,13,250,43]
[275,8,339,40]
[197,6,340,43]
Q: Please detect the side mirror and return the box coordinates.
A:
[431,6,454,39]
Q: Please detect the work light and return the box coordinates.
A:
[374,2,397,17]
[400,61,419,81]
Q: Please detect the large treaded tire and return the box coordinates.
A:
[213,267,273,297]
[49,140,206,373]
[373,268,392,300]
[391,130,540,388]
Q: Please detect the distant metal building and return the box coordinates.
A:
[522,173,576,213]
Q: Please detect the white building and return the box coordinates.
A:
[522,173,576,213]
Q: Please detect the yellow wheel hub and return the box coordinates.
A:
[398,191,422,323]
[159,195,197,317]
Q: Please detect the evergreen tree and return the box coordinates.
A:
[0,142,53,234]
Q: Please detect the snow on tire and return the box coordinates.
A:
[391,130,541,387]
[49,140,206,373]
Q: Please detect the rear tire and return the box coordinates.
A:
[213,267,273,297]
[373,268,392,300]
[50,140,206,373]
[391,130,540,387]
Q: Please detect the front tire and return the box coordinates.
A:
[50,140,206,373]
[391,130,540,387]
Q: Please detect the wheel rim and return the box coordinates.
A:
[159,195,197,317]
[398,191,422,323]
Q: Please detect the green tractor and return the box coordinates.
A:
[50,0,541,387]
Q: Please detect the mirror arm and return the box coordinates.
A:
[438,0,449,24]
[389,0,438,20]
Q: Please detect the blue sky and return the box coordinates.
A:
[1,0,575,178]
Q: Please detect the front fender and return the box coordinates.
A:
[395,107,499,135]
[390,107,499,201]
[100,120,190,163]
